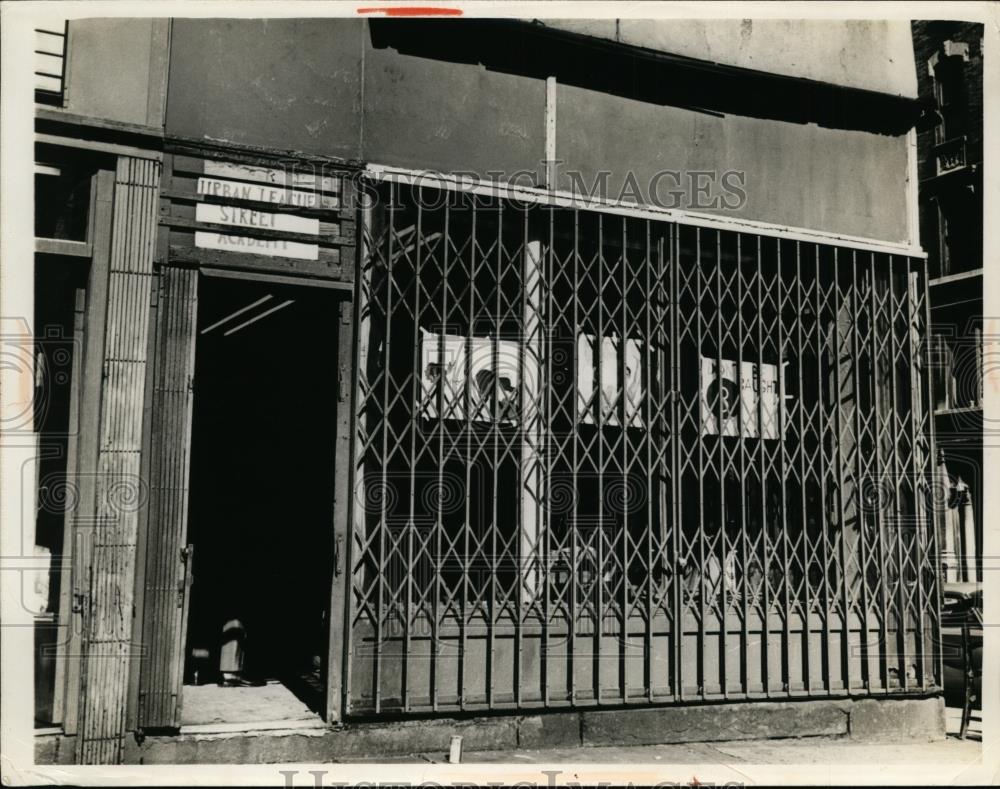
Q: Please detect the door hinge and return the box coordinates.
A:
[339,364,347,402]
[71,591,86,614]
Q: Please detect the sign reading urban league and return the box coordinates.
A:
[193,160,330,261]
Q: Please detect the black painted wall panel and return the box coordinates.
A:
[166,19,363,159]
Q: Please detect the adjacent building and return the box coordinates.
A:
[912,20,984,585]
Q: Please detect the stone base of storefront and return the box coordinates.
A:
[35,695,945,765]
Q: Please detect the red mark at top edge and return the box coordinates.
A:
[357,6,463,15]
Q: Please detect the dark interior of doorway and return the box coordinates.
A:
[182,275,339,725]
[34,254,88,727]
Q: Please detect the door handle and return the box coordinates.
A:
[178,544,194,608]
[334,534,344,577]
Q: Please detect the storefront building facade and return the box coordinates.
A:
[30,17,944,764]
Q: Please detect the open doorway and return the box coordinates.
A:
[180,275,340,729]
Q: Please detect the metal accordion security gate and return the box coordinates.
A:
[345,178,940,715]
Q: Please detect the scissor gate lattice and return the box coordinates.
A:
[346,180,940,714]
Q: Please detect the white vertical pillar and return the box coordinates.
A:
[906,128,920,250]
[544,76,557,189]
[939,456,958,583]
[959,480,978,582]
[521,240,543,599]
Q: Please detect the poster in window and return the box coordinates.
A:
[700,356,780,439]
[420,329,535,424]
[577,333,645,427]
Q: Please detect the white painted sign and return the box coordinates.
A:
[204,160,339,193]
[577,333,644,427]
[196,177,334,210]
[195,202,320,235]
[194,231,319,261]
[700,356,780,440]
[419,330,537,424]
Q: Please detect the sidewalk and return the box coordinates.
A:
[344,734,982,765]
[453,734,983,764]
[343,708,984,766]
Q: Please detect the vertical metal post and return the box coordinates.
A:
[570,209,579,706]
[887,255,908,690]
[715,229,727,698]
[921,255,944,690]
[619,216,630,703]
[776,241,791,694]
[374,181,397,713]
[795,242,812,693]
[595,213,605,703]
[668,224,681,702]
[905,259,929,689]
[850,250,872,691]
[543,208,555,707]
[737,234,749,695]
[814,245,832,693]
[833,249,852,692]
[431,200,451,712]
[644,220,655,702]
[870,252,890,694]
[345,190,376,715]
[696,227,707,699]
[459,201,477,711]
[401,199,426,711]
[755,235,769,695]
[487,201,503,710]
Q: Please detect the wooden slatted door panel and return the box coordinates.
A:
[61,170,116,736]
[135,266,198,732]
[76,157,160,764]
[326,297,355,723]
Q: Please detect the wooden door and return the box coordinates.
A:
[133,266,198,732]
[74,158,160,763]
[326,296,354,723]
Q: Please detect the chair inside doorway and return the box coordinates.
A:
[180,275,339,730]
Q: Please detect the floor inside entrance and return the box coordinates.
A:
[181,681,324,730]
[181,276,339,729]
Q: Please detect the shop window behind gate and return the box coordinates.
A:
[349,181,938,713]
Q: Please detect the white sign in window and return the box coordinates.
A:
[700,356,781,440]
[420,330,538,425]
[577,333,645,428]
